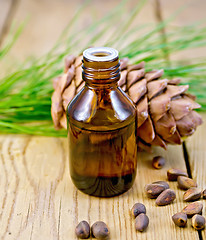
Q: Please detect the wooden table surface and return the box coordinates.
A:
[0,0,205,239]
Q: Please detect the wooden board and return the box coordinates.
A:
[0,0,11,33]
[186,114,206,240]
[0,0,206,239]
[0,135,201,239]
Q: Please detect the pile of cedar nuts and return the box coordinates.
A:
[75,156,205,239]
[134,156,206,232]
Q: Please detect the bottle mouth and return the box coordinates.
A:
[83,47,119,62]
[82,47,120,85]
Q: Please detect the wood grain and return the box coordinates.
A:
[0,0,20,47]
[159,0,206,60]
[0,0,12,38]
[0,0,205,239]
[186,114,206,240]
[0,135,200,239]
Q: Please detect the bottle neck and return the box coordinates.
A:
[82,47,120,88]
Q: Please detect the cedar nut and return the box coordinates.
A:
[156,189,176,206]
[131,203,146,218]
[152,156,165,169]
[183,187,201,202]
[135,213,149,232]
[191,214,205,230]
[91,221,109,239]
[167,168,188,181]
[152,181,170,189]
[172,212,187,227]
[202,189,206,199]
[182,201,203,218]
[177,176,197,190]
[145,183,166,199]
[75,220,90,239]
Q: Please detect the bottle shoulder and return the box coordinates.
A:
[67,86,137,130]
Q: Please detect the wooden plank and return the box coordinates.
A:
[0,0,12,39]
[0,135,199,239]
[0,0,20,47]
[159,0,206,60]
[186,113,206,239]
[4,0,155,60]
[0,0,204,239]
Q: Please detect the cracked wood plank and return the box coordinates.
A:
[186,114,206,240]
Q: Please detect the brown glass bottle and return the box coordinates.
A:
[67,47,138,197]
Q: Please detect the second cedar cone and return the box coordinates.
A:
[51,55,203,151]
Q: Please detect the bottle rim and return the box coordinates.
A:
[83,47,119,62]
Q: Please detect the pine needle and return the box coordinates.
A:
[0,0,206,137]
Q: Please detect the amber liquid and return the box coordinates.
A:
[68,120,137,197]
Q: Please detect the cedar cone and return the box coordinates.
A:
[51,55,203,151]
